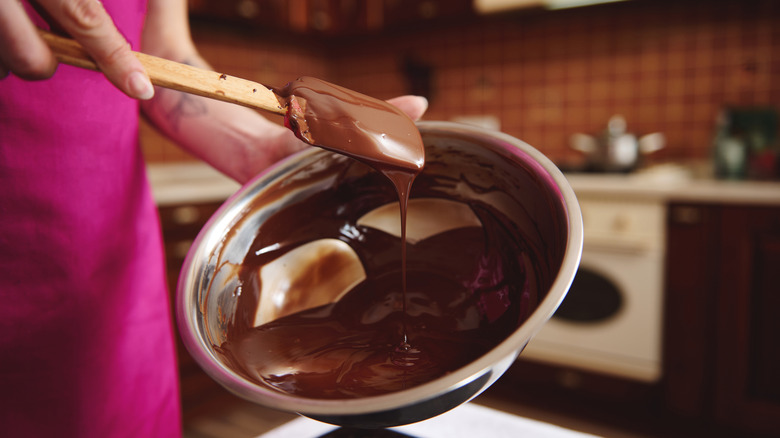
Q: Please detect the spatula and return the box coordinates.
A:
[39,29,286,116]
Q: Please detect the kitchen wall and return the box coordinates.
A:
[142,0,780,168]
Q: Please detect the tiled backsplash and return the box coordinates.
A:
[142,0,779,168]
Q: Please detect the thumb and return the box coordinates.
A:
[387,95,428,121]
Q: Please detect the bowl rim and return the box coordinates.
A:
[176,120,583,416]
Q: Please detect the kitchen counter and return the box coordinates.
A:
[146,162,240,206]
[565,165,780,206]
[146,161,780,207]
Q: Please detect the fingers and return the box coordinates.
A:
[0,0,57,80]
[50,0,154,99]
[0,0,154,100]
[387,95,428,121]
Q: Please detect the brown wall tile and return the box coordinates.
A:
[143,0,780,170]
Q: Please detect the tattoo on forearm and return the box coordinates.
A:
[164,92,208,133]
[162,58,208,133]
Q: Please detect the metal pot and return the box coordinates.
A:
[571,115,665,172]
[176,121,583,428]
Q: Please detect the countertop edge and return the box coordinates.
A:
[565,173,780,206]
[145,162,780,207]
[146,162,242,207]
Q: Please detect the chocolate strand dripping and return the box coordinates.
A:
[276,77,425,347]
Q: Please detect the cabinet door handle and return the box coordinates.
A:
[236,0,259,19]
[171,206,201,225]
[670,206,702,225]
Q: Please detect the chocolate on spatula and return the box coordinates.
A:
[276,77,425,174]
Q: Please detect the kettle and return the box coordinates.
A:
[571,115,665,172]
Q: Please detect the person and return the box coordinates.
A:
[0,1,428,436]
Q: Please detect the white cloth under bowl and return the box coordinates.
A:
[257,402,601,438]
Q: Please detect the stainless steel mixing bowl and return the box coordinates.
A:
[177,121,583,429]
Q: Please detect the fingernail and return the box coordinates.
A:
[128,71,154,100]
[417,96,429,111]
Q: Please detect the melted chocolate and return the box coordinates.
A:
[221,223,528,399]
[276,76,425,336]
[214,81,550,399]
[276,77,425,175]
[277,76,424,307]
[215,166,545,399]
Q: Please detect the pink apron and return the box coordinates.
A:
[0,2,181,436]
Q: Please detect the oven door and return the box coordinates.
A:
[522,243,664,382]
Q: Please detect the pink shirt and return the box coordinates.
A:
[0,2,181,436]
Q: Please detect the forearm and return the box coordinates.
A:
[138,0,425,183]
[140,58,305,183]
[139,0,305,183]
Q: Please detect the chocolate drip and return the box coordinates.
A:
[275,76,425,356]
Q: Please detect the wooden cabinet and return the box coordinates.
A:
[664,203,780,437]
[663,204,720,418]
[159,201,232,418]
[160,201,224,293]
[713,206,780,435]
[187,0,474,35]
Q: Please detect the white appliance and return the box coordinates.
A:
[522,191,666,382]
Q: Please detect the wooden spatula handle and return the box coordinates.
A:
[39,30,286,115]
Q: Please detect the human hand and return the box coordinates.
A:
[0,0,154,99]
[387,95,428,121]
